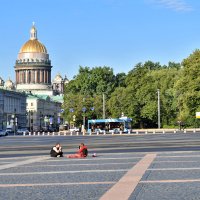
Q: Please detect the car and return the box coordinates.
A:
[109,128,120,134]
[5,128,14,134]
[16,128,29,135]
[69,127,79,132]
[94,128,104,134]
[0,130,8,136]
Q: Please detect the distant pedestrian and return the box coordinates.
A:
[67,143,88,158]
[50,143,63,157]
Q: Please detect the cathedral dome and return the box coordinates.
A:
[53,73,63,83]
[5,78,15,90]
[19,23,47,54]
[20,39,47,53]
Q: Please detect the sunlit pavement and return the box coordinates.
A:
[1,134,200,199]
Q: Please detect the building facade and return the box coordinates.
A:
[26,94,62,131]
[0,88,26,130]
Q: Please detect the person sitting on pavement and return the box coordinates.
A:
[50,143,63,157]
[67,143,88,158]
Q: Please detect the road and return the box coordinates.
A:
[0,133,200,199]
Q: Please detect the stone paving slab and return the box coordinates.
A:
[129,182,200,200]
[150,161,200,169]
[0,184,113,200]
[31,157,141,165]
[142,169,200,181]
[0,163,135,173]
[0,171,127,184]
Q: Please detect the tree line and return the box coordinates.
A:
[63,49,200,128]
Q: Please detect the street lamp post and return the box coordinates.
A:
[157,89,161,129]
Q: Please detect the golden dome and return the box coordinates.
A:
[19,23,47,54]
[20,39,47,53]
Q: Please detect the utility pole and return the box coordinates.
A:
[103,93,105,119]
[157,89,161,129]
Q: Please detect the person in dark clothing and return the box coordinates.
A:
[50,143,63,157]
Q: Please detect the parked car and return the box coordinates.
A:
[16,128,29,135]
[5,128,14,134]
[109,128,120,134]
[0,130,8,136]
[70,127,79,132]
[94,128,104,134]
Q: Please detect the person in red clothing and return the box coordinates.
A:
[67,143,88,158]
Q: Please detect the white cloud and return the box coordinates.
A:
[148,0,193,12]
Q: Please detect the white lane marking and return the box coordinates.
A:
[100,154,157,200]
[0,169,128,176]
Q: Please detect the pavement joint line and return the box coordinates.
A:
[157,155,200,158]
[0,156,50,171]
[0,169,128,176]
[42,157,143,162]
[17,162,137,167]
[0,156,40,160]
[148,167,200,171]
[140,179,200,183]
[0,181,116,188]
[153,160,200,163]
[99,153,157,200]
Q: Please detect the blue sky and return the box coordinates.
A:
[0,0,200,81]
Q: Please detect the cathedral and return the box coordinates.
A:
[1,23,68,96]
[0,24,68,131]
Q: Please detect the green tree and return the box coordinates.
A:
[174,50,200,127]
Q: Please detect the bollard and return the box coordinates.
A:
[136,131,139,135]
[47,132,49,136]
[193,129,196,133]
[163,130,165,134]
[184,129,186,134]
[76,132,79,136]
[23,132,26,136]
[153,130,155,134]
[42,132,45,136]
[90,131,92,136]
[112,131,114,135]
[29,132,31,136]
[104,130,106,135]
[120,131,122,135]
[38,132,40,136]
[70,131,73,136]
[58,132,60,136]
[174,130,176,134]
[145,131,148,134]
[64,132,66,136]
[97,131,99,135]
[128,130,131,134]
[33,132,35,136]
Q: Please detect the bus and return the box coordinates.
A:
[88,117,132,133]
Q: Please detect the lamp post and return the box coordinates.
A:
[157,89,161,129]
[82,107,86,129]
[40,111,43,131]
[11,108,17,136]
